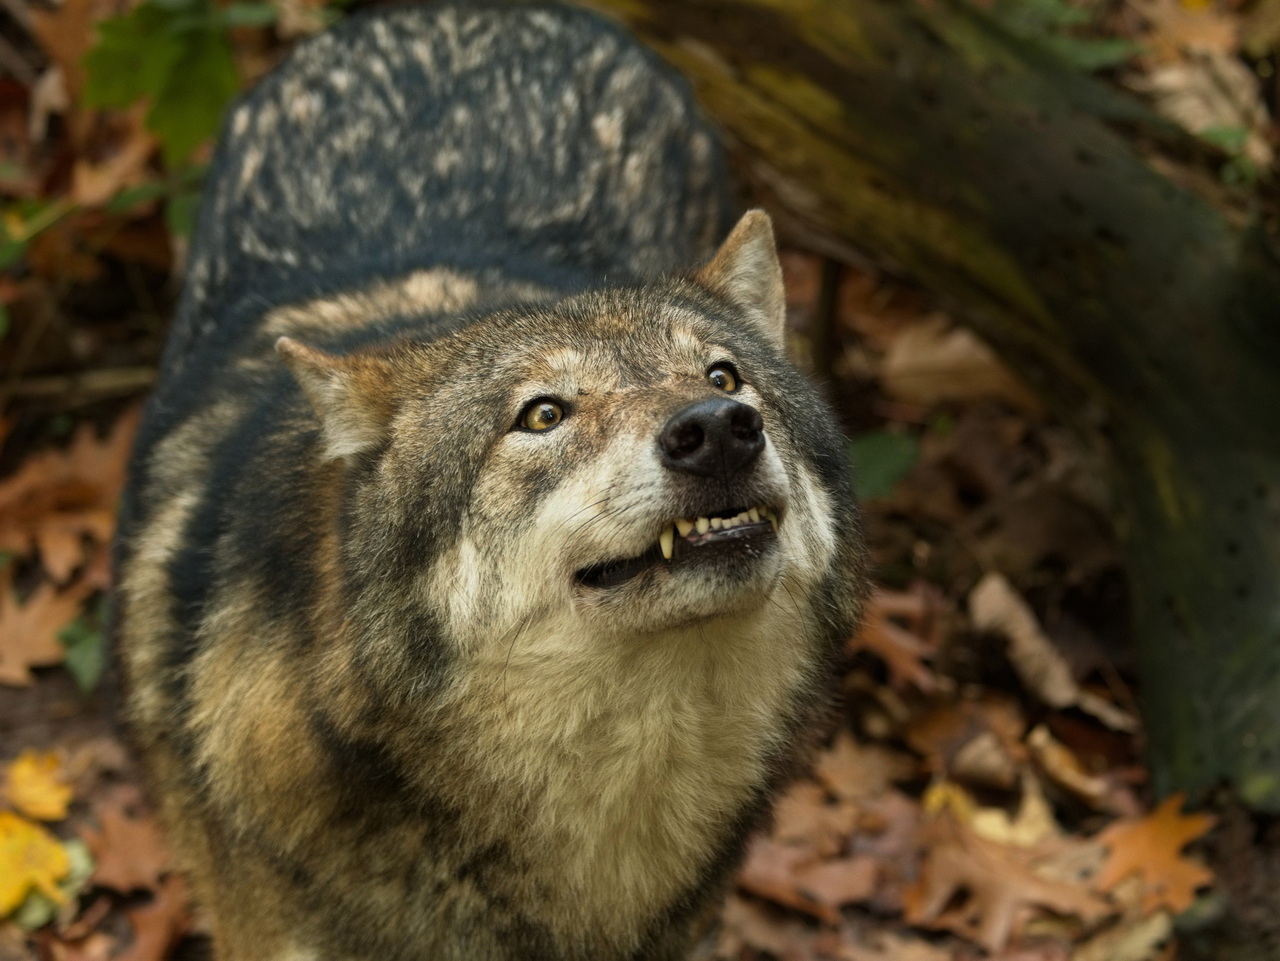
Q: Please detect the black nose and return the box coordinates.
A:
[660,398,764,480]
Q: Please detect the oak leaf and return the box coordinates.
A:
[0,578,94,686]
[1095,794,1215,914]
[4,750,72,821]
[848,588,942,693]
[83,801,172,893]
[904,811,1111,951]
[115,874,190,961]
[0,407,139,584]
[815,730,915,803]
[0,810,70,916]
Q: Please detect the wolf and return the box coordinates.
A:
[113,3,867,959]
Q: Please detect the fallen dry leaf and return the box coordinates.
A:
[815,731,915,803]
[114,875,190,961]
[1128,51,1272,168]
[4,750,73,822]
[0,407,140,585]
[904,811,1111,952]
[849,588,942,693]
[737,835,838,924]
[771,780,859,858]
[1095,794,1215,915]
[1133,0,1238,60]
[969,573,1136,732]
[83,801,172,894]
[0,577,94,686]
[716,892,818,959]
[1027,725,1111,810]
[1070,910,1172,961]
[905,694,1026,785]
[880,316,1043,415]
[818,929,951,961]
[791,855,879,911]
[0,810,70,915]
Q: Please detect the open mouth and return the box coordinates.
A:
[574,505,781,591]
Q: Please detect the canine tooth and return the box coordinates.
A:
[710,517,723,531]
[696,517,710,534]
[767,509,778,533]
[660,526,674,560]
[675,518,694,537]
[749,508,761,523]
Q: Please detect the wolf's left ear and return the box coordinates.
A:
[276,337,394,460]
[695,209,786,349]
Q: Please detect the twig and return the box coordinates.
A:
[5,366,157,402]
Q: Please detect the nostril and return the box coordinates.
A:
[664,422,705,459]
[730,405,763,440]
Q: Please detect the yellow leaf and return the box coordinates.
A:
[5,750,73,821]
[0,810,69,916]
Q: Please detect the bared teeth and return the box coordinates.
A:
[667,506,779,543]
[659,525,675,561]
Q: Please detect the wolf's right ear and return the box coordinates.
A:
[276,337,392,460]
[695,210,786,349]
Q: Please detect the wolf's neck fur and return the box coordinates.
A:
[433,598,817,944]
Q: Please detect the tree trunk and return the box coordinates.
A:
[582,0,1280,810]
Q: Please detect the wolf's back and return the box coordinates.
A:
[164,1,730,375]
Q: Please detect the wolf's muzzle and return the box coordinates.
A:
[660,398,764,481]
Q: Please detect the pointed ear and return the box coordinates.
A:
[695,209,786,348]
[276,337,393,460]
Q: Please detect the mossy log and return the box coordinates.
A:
[582,0,1280,810]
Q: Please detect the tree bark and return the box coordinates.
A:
[582,0,1280,810]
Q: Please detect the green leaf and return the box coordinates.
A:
[106,180,170,213]
[166,187,202,237]
[84,2,240,165]
[848,431,920,501]
[58,616,106,695]
[218,2,278,27]
[148,27,239,165]
[83,5,187,110]
[1201,125,1250,155]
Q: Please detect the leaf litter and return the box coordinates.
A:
[0,0,1249,958]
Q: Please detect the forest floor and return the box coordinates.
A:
[2,0,1277,959]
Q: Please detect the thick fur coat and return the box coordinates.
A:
[114,4,867,959]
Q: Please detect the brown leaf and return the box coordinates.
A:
[904,811,1111,951]
[114,875,190,961]
[881,316,1043,415]
[905,695,1026,782]
[815,731,915,803]
[969,573,1136,732]
[0,407,139,584]
[848,588,941,693]
[737,836,839,924]
[0,577,93,686]
[791,855,879,911]
[771,780,859,858]
[30,0,107,100]
[70,110,158,207]
[717,893,818,960]
[83,801,173,893]
[1095,794,1215,915]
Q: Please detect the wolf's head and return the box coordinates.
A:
[278,212,863,695]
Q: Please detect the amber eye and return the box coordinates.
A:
[518,399,565,432]
[707,363,738,393]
